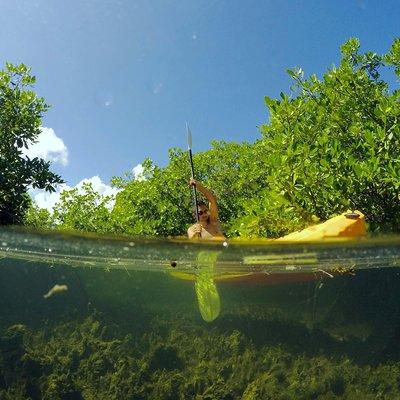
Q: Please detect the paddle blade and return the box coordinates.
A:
[194,251,221,322]
[186,123,192,149]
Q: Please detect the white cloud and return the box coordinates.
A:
[76,176,120,198]
[30,183,70,211]
[132,163,145,180]
[30,176,121,212]
[131,163,154,181]
[23,127,69,166]
[25,128,124,213]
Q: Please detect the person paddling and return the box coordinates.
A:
[187,179,225,240]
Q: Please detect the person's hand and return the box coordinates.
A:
[192,223,202,235]
[189,178,197,187]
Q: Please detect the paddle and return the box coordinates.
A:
[186,125,221,320]
[186,123,200,224]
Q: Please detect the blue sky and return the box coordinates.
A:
[0,0,399,204]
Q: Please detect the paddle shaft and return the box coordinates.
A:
[188,147,200,223]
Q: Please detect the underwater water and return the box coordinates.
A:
[1,227,400,400]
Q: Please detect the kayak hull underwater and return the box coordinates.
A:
[170,211,366,286]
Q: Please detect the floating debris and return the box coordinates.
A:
[318,269,334,278]
[43,284,68,299]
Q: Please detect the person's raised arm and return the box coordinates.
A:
[189,179,219,221]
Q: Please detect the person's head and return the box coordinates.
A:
[193,201,210,223]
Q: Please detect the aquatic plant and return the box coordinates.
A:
[2,297,400,400]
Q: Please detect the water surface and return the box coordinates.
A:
[1,227,400,399]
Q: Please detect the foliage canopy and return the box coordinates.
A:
[260,38,400,232]
[0,63,63,225]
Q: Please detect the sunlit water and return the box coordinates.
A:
[1,227,400,399]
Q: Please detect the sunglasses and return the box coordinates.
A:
[198,209,209,216]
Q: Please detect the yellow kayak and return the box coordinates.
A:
[170,210,366,284]
[276,210,365,242]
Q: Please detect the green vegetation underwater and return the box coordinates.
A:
[1,227,400,400]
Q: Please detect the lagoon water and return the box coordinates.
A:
[1,227,400,399]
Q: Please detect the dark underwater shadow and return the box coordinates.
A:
[212,268,400,366]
